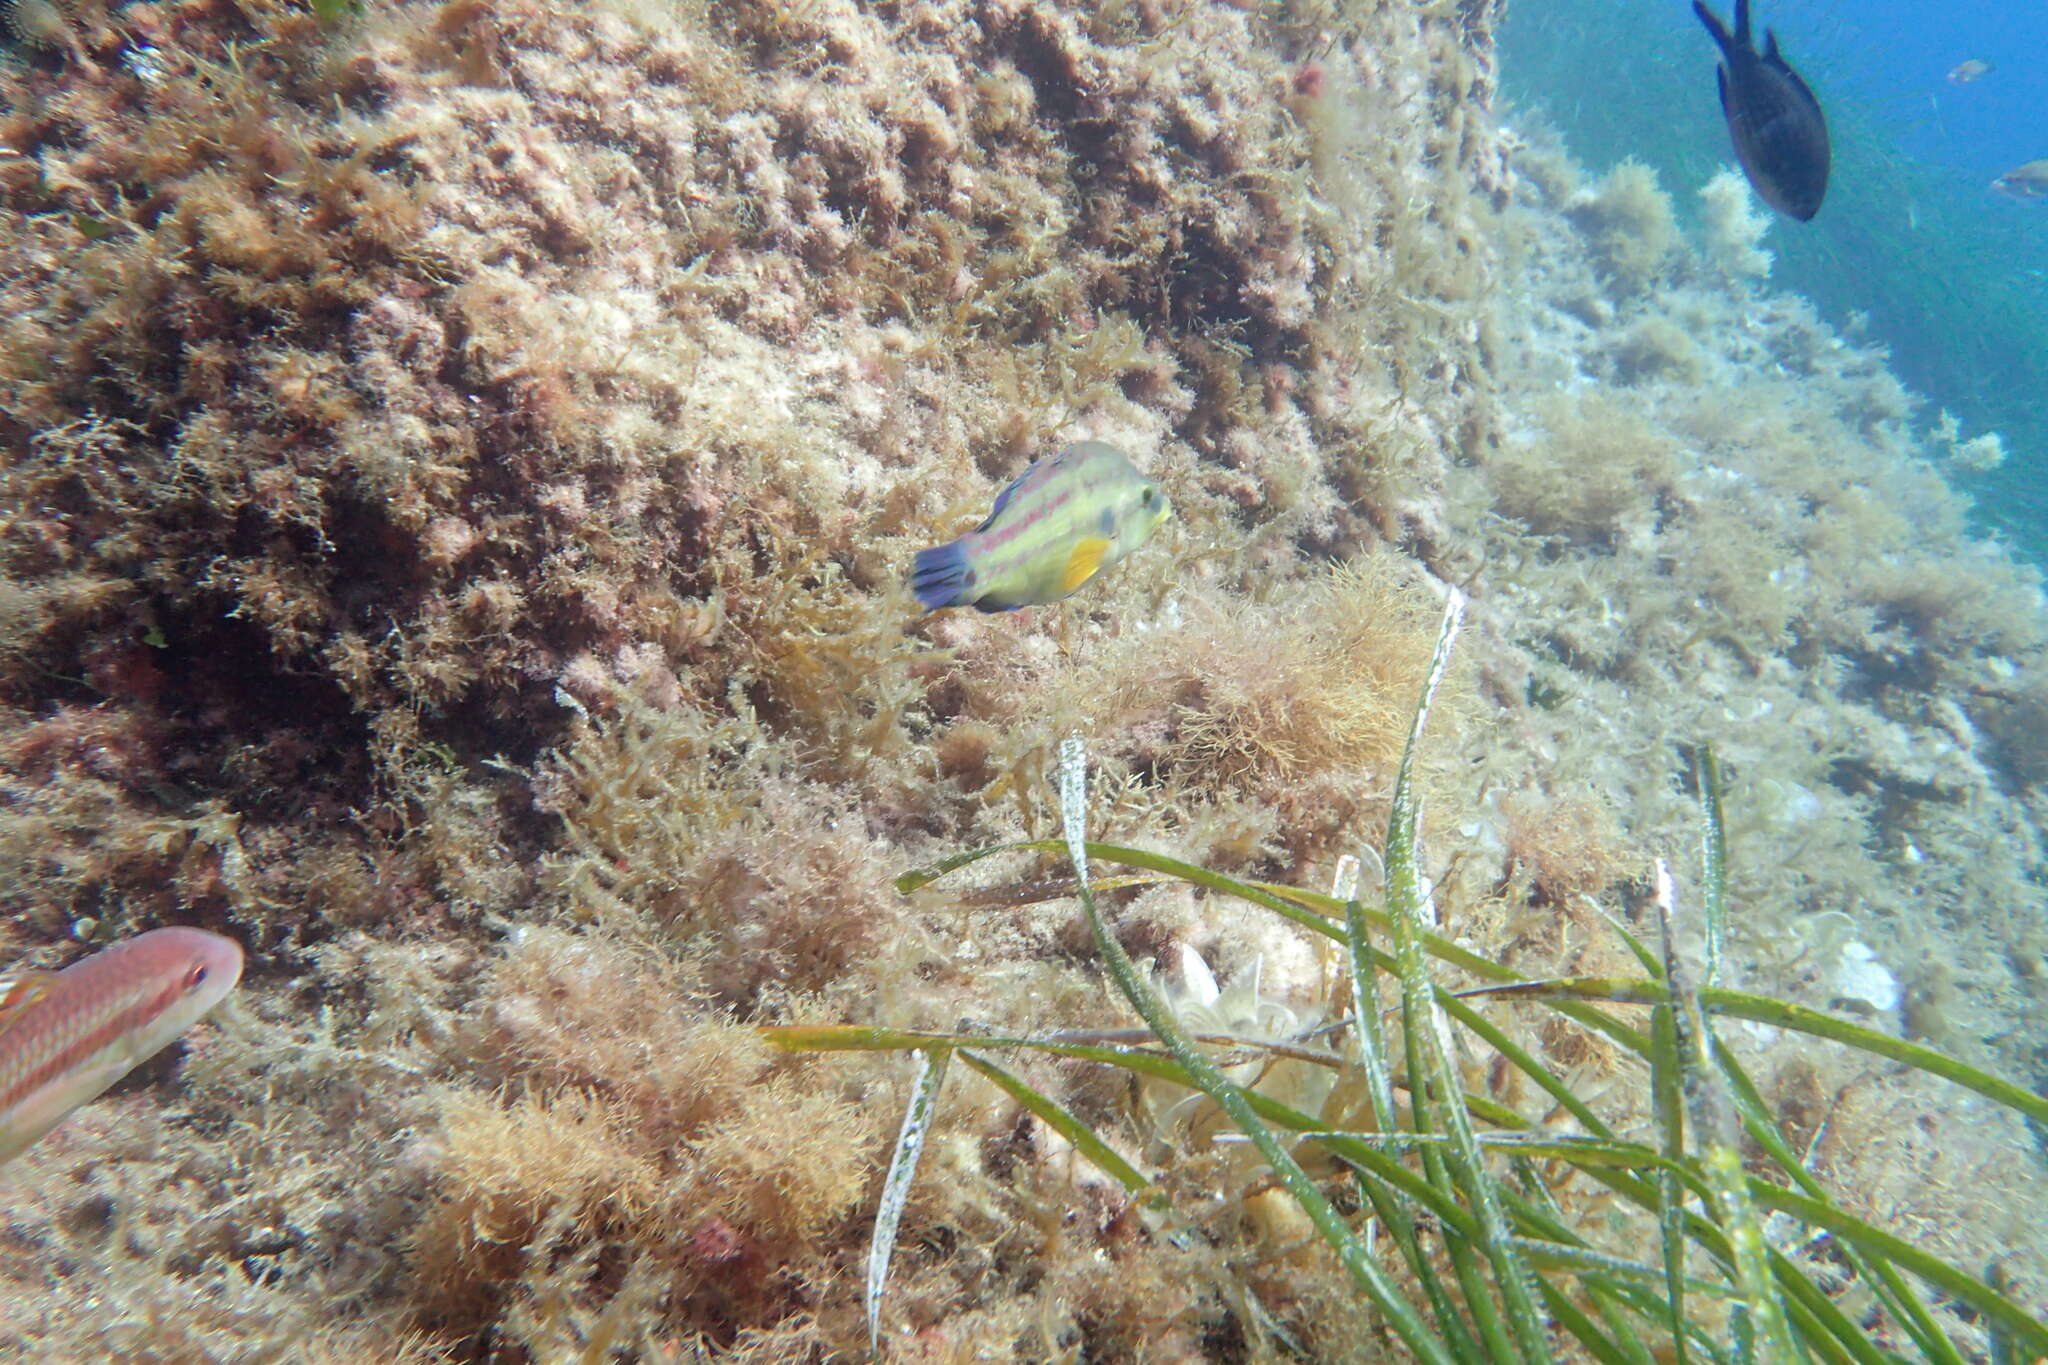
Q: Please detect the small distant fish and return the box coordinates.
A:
[0,928,243,1165]
[1694,0,1831,221]
[1945,59,1993,85]
[911,441,1169,612]
[1990,160,2048,203]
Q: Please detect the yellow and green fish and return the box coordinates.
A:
[0,927,243,1164]
[912,441,1169,612]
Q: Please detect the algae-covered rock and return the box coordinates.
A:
[0,0,1525,1354]
[5,0,2045,1353]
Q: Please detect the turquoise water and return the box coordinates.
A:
[1498,0,2048,557]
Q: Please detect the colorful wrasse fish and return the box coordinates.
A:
[0,927,243,1165]
[911,441,1169,612]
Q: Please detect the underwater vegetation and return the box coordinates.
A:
[0,0,2042,1359]
[793,610,2048,1362]
[1497,1,2048,553]
[1472,138,2048,1116]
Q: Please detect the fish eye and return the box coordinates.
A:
[1140,486,1156,505]
[184,964,209,990]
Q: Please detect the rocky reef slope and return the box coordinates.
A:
[0,0,2040,1358]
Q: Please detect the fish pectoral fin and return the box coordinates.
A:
[1716,64,1730,116]
[0,971,56,1041]
[1061,537,1113,594]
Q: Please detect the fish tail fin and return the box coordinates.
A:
[1733,0,1750,45]
[1692,1,1733,53]
[911,540,975,611]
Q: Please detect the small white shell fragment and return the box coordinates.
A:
[1832,941,1900,1014]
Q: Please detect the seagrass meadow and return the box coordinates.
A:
[0,0,2043,1360]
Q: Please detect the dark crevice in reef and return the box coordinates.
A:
[148,605,377,822]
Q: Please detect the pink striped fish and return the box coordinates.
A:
[0,927,243,1164]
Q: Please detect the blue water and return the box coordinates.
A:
[1498,0,2048,558]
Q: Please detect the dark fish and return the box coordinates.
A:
[1694,0,1830,221]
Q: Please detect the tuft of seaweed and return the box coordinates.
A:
[1565,158,1681,297]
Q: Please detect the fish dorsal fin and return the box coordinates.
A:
[975,467,1035,533]
[0,971,56,1041]
[1061,537,1112,594]
[1762,28,1781,63]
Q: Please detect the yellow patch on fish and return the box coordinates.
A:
[1062,537,1112,594]
[911,441,1170,613]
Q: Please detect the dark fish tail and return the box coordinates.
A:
[1733,0,1751,46]
[912,540,975,610]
